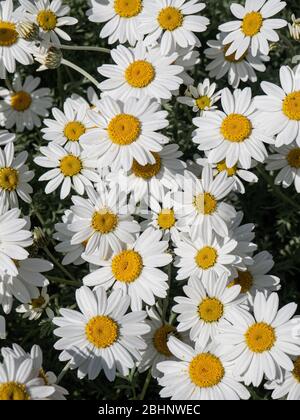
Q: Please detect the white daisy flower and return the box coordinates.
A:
[16,286,54,321]
[218,292,300,387]
[265,356,300,400]
[0,129,15,146]
[193,87,274,169]
[174,229,241,284]
[18,0,78,44]
[196,155,258,194]
[266,144,300,192]
[177,78,221,115]
[83,228,172,311]
[0,206,32,276]
[0,315,5,339]
[1,343,68,400]
[173,166,236,238]
[69,184,140,257]
[157,337,250,400]
[0,353,55,400]
[53,286,150,381]
[0,73,52,132]
[140,0,209,55]
[54,209,85,266]
[255,65,300,147]
[42,100,93,155]
[0,0,33,79]
[34,143,100,199]
[80,95,169,171]
[205,32,269,89]
[98,42,183,101]
[87,0,144,46]
[0,142,34,208]
[219,0,287,59]
[140,192,185,244]
[227,251,281,305]
[138,306,188,378]
[0,257,52,314]
[173,274,246,346]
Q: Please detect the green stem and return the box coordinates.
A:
[51,43,110,54]
[61,58,100,88]
[139,370,152,400]
[43,245,78,284]
[47,275,80,287]
[56,361,72,385]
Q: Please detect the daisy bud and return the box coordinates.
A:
[289,14,300,41]
[17,21,40,41]
[34,46,62,71]
[33,227,48,249]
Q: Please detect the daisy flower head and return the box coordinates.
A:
[265,356,300,400]
[227,251,280,306]
[16,286,54,321]
[219,0,287,60]
[54,210,85,266]
[218,292,300,387]
[53,286,150,381]
[177,79,221,115]
[205,32,269,89]
[173,274,246,346]
[0,142,34,208]
[157,337,250,400]
[0,256,52,314]
[0,352,55,400]
[196,155,258,194]
[87,0,144,46]
[98,42,184,101]
[255,65,300,147]
[42,99,93,155]
[83,228,172,311]
[266,144,300,193]
[18,0,78,44]
[140,0,209,56]
[34,143,100,199]
[0,206,32,276]
[0,129,15,145]
[0,0,33,78]
[69,184,140,258]
[0,315,5,339]
[0,72,52,132]
[193,87,274,170]
[173,166,236,238]
[174,229,241,284]
[80,95,169,171]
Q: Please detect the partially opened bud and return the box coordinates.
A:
[17,21,40,41]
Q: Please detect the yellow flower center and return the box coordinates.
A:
[198,298,224,323]
[287,148,300,168]
[157,209,176,230]
[0,21,18,46]
[131,152,161,179]
[39,368,48,385]
[64,121,86,142]
[85,315,119,348]
[221,113,252,142]
[125,60,155,88]
[31,296,46,309]
[216,160,237,176]
[228,270,253,293]
[111,250,143,283]
[0,167,19,191]
[224,43,248,62]
[196,96,211,110]
[10,91,32,112]
[36,10,57,31]
[153,324,176,356]
[245,322,276,353]
[59,155,82,177]
[189,353,225,388]
[292,357,300,383]
[0,382,30,400]
[91,210,118,234]
[282,92,300,121]
[114,0,142,18]
[107,114,141,145]
[195,246,218,270]
[193,192,217,215]
[242,12,263,37]
[158,6,183,31]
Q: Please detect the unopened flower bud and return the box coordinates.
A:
[17,21,40,41]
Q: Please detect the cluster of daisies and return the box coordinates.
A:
[0,0,300,401]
